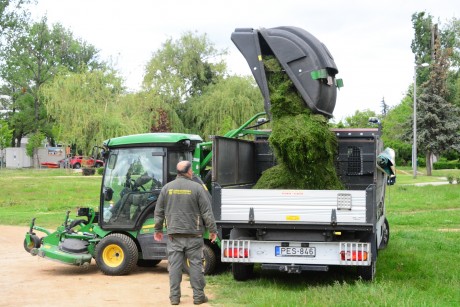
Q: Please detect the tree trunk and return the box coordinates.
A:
[425,151,433,176]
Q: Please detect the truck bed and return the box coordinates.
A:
[221,188,366,224]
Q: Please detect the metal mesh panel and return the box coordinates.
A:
[347,146,363,175]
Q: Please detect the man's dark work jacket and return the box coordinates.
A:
[154,175,217,235]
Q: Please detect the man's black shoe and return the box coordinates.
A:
[170,299,180,305]
[193,296,208,305]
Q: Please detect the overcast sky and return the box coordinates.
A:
[30,0,458,121]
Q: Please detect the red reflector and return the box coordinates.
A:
[340,250,368,261]
[224,248,249,258]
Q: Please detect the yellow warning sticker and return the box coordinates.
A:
[286,215,300,221]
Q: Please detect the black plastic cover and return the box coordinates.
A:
[231,26,339,118]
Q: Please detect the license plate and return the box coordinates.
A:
[275,246,316,257]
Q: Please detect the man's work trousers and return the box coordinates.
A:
[167,235,206,302]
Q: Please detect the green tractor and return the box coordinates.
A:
[24,111,269,275]
[24,132,223,275]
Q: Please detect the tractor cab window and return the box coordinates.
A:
[167,151,192,182]
[102,147,164,229]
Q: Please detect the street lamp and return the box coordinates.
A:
[413,62,429,179]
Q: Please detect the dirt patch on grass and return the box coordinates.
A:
[437,228,460,232]
[0,225,212,306]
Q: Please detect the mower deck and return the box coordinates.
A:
[32,243,92,266]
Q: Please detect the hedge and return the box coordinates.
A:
[433,161,460,170]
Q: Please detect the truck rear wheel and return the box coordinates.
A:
[95,233,138,275]
[232,263,254,281]
[357,260,376,281]
[229,228,255,281]
[379,218,390,250]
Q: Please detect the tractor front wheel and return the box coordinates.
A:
[23,234,41,253]
[95,233,138,275]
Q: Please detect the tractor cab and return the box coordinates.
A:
[100,133,203,230]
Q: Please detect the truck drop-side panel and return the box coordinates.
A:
[221,188,367,223]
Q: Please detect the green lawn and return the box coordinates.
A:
[1,168,459,306]
[0,168,100,227]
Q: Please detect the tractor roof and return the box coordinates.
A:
[104,133,203,148]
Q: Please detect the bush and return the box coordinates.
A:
[97,167,104,175]
[433,161,460,170]
[417,157,426,167]
[409,157,426,167]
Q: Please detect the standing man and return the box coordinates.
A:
[154,160,217,305]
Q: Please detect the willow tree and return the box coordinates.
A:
[116,91,186,135]
[183,76,263,139]
[41,70,123,155]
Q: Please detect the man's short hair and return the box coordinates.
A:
[177,161,191,174]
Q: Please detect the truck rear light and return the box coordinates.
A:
[340,250,368,261]
[224,248,249,258]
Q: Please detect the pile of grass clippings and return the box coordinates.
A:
[254,56,343,190]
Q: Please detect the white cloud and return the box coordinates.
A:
[30,0,458,120]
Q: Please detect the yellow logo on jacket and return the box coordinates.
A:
[168,189,192,195]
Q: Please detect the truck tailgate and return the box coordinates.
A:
[221,189,366,223]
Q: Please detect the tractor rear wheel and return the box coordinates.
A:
[95,233,138,275]
[183,244,217,275]
[23,234,41,253]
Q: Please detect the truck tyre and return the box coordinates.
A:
[379,218,390,250]
[229,228,254,281]
[183,244,217,275]
[23,234,41,253]
[95,233,138,275]
[357,260,376,281]
[73,162,81,169]
[232,263,254,281]
[137,259,161,267]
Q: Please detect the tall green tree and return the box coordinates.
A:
[0,17,103,146]
[41,70,123,155]
[342,109,378,128]
[417,38,460,175]
[409,12,460,174]
[0,0,31,46]
[143,32,227,108]
[183,76,263,139]
[0,119,13,167]
[382,94,413,165]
